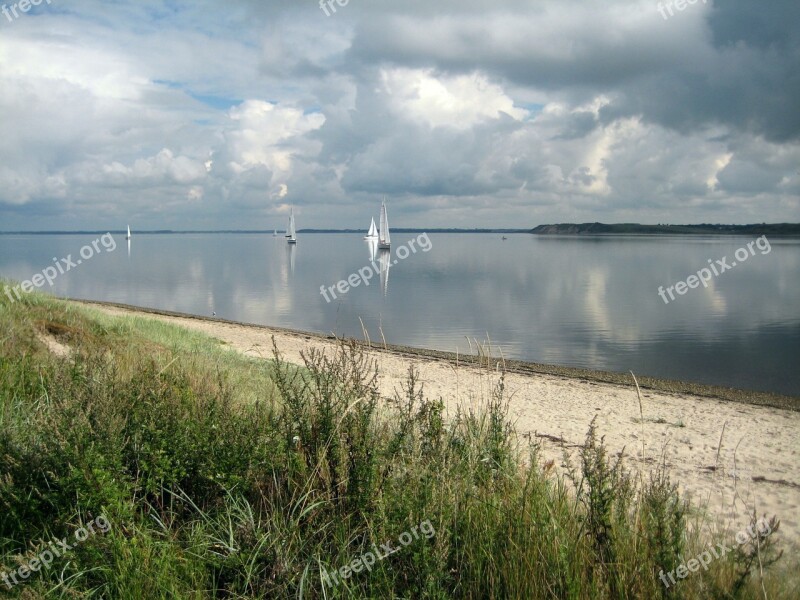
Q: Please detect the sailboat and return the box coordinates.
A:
[125,225,131,240]
[364,217,378,240]
[287,208,297,244]
[378,199,391,249]
[273,229,277,237]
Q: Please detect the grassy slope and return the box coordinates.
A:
[0,288,795,599]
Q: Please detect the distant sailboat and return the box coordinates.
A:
[364,217,378,240]
[126,225,131,240]
[287,208,297,244]
[378,199,391,249]
[273,229,277,237]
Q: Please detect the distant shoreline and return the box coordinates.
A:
[1,229,529,235]
[531,222,800,236]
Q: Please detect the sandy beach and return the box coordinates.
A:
[78,301,800,548]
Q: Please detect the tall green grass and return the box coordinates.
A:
[0,289,793,598]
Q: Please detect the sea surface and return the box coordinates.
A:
[1,232,798,396]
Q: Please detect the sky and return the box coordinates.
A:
[0,0,798,231]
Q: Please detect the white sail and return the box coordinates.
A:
[378,199,391,248]
[288,208,297,243]
[126,225,131,240]
[365,217,378,239]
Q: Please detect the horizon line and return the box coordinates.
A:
[2,222,797,235]
[0,228,533,235]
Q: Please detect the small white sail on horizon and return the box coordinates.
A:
[364,217,378,240]
[287,208,297,244]
[126,225,131,240]
[378,199,391,249]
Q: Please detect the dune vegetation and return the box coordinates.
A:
[0,287,793,598]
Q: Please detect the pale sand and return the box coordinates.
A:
[79,302,800,548]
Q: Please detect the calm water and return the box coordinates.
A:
[1,232,798,396]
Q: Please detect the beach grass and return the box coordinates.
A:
[0,286,795,598]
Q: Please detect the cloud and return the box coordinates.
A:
[380,68,529,129]
[0,0,797,229]
[91,149,207,186]
[223,100,325,179]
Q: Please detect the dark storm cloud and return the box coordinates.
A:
[344,0,800,142]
